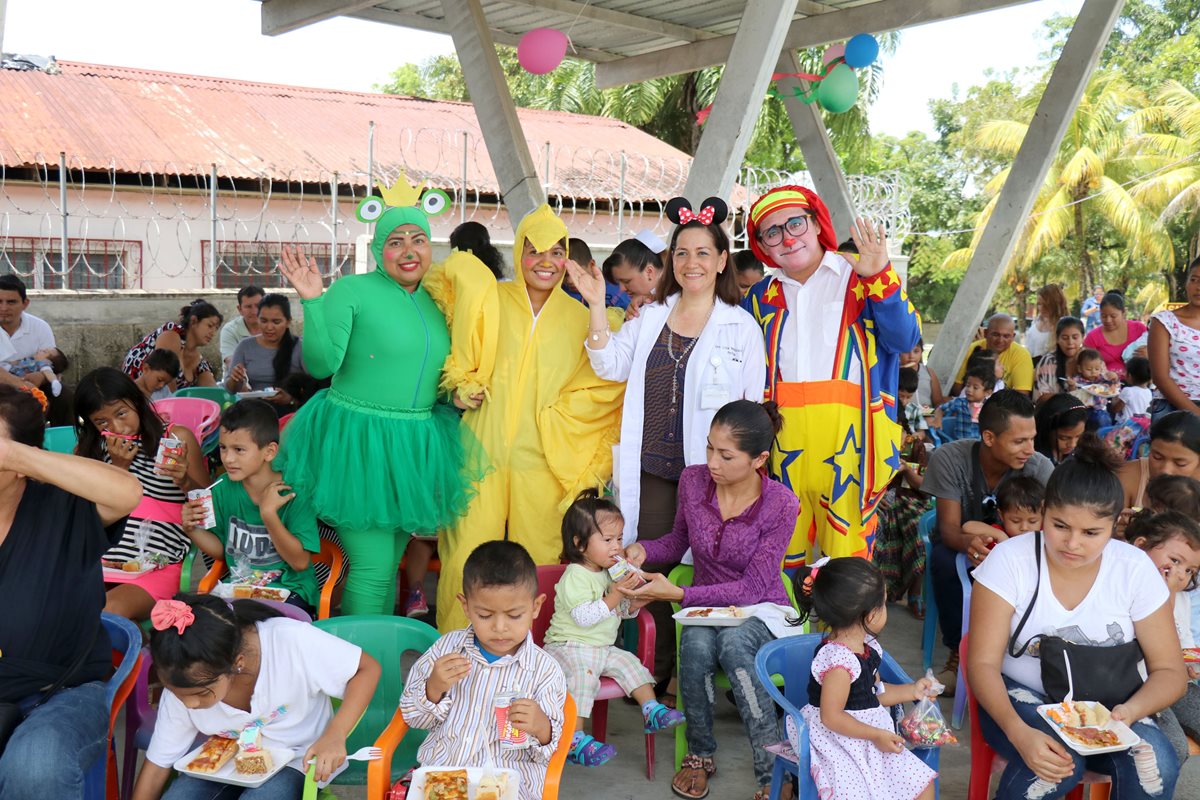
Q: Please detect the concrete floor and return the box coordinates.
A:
[119,598,1200,799]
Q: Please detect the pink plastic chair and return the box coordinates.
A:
[151,397,221,443]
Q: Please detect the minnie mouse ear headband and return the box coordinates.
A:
[665,196,730,227]
[354,173,452,266]
[746,185,837,266]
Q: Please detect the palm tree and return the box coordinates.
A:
[943,72,1174,297]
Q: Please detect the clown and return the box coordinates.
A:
[742,186,921,567]
[436,205,626,632]
[275,175,497,616]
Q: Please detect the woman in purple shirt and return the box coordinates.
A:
[622,400,799,800]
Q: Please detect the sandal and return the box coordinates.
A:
[644,701,685,734]
[672,754,716,799]
[566,733,616,767]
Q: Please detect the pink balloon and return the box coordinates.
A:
[823,43,846,66]
[518,28,569,74]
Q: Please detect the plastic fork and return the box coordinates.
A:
[307,746,382,765]
[1063,650,1075,704]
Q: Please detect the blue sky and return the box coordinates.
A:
[5,0,1083,139]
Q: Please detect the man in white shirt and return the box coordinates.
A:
[741,186,921,568]
[0,275,73,423]
[219,286,264,376]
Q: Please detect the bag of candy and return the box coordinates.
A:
[898,670,958,748]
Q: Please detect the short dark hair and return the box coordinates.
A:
[979,389,1035,435]
[1043,435,1124,521]
[1100,292,1126,313]
[711,400,783,457]
[0,384,47,447]
[568,238,593,267]
[997,475,1044,513]
[602,238,659,283]
[560,488,623,564]
[1076,347,1103,367]
[462,540,538,596]
[898,367,919,395]
[0,274,27,301]
[732,250,764,276]
[43,347,68,374]
[1146,474,1200,518]
[1125,356,1151,386]
[1151,411,1200,456]
[450,221,506,280]
[790,557,886,636]
[1126,510,1200,590]
[220,399,279,448]
[236,286,264,304]
[964,364,997,391]
[145,348,180,376]
[966,347,997,374]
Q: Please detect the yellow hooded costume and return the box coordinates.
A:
[436,206,626,631]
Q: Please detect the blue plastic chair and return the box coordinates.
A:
[755,634,940,800]
[952,553,972,729]
[43,424,77,454]
[84,613,143,800]
[919,510,939,672]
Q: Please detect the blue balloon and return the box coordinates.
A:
[844,33,879,68]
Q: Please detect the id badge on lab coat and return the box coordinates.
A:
[701,355,731,410]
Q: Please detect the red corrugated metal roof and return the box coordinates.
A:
[0,60,693,202]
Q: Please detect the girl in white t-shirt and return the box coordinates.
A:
[968,438,1186,800]
[131,594,381,799]
[1127,510,1200,762]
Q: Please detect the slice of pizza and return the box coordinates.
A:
[1061,725,1121,748]
[424,769,469,800]
[186,736,238,774]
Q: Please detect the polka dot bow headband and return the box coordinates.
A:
[665,196,730,227]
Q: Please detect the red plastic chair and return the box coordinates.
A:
[278,412,294,431]
[532,564,657,780]
[961,634,1111,800]
[152,397,221,444]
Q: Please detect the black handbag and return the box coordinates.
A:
[0,624,100,756]
[1007,532,1146,709]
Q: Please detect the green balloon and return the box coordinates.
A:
[817,64,859,113]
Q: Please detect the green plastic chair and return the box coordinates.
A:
[43,425,77,454]
[174,386,237,410]
[668,564,797,771]
[305,615,439,794]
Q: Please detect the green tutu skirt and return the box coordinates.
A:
[276,388,480,533]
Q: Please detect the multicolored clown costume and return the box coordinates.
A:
[276,175,496,616]
[741,186,921,568]
[436,205,626,632]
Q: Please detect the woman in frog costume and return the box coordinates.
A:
[276,177,496,615]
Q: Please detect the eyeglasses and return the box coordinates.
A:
[757,215,812,247]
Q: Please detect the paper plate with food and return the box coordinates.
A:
[102,554,167,578]
[410,766,519,800]
[1037,700,1140,755]
[174,734,293,788]
[1080,383,1119,398]
[211,583,291,602]
[672,606,749,627]
[237,388,278,400]
[1183,647,1200,663]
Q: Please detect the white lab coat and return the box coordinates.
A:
[586,294,767,545]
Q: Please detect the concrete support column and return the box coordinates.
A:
[775,50,857,238]
[682,0,799,202]
[441,0,545,229]
[927,0,1126,391]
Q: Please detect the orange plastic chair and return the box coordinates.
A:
[371,693,578,800]
[961,634,1111,800]
[199,538,343,620]
[532,563,657,779]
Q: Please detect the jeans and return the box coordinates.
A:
[978,675,1179,799]
[1150,398,1181,423]
[164,767,306,799]
[929,540,967,650]
[0,680,108,800]
[678,617,777,786]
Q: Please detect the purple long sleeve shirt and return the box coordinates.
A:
[642,464,799,608]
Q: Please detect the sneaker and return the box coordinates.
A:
[936,649,959,698]
[405,587,429,618]
[566,733,616,767]
[644,701,685,734]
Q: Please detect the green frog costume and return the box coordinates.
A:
[276,176,496,615]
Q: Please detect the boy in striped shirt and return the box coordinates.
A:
[401,541,566,799]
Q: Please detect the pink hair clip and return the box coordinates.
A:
[151,599,196,634]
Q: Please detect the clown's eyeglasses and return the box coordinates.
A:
[758,215,813,247]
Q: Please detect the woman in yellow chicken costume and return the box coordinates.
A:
[436,205,625,631]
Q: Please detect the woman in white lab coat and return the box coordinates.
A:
[566,197,766,694]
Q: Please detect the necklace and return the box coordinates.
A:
[665,300,716,408]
